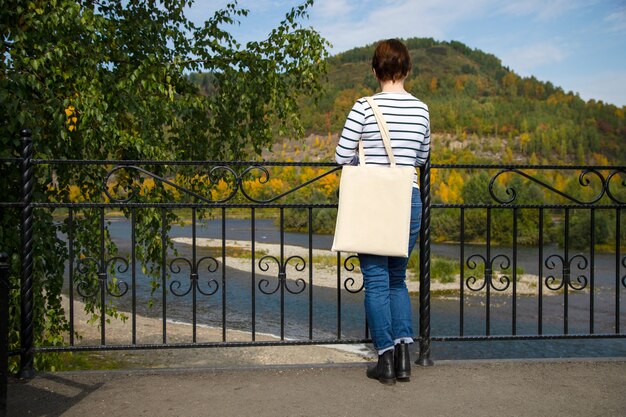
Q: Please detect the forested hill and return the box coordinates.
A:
[190,37,625,165]
[304,38,625,165]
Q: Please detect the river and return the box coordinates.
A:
[64,216,626,359]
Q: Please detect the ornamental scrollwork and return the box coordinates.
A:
[168,255,219,297]
[465,253,511,292]
[239,165,341,203]
[103,164,340,204]
[257,255,306,295]
[75,255,129,298]
[605,169,626,204]
[343,255,364,294]
[544,254,588,291]
[489,168,606,205]
[103,165,239,203]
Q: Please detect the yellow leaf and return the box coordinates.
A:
[68,125,75,132]
[71,117,77,123]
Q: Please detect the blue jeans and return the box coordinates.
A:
[358,187,422,351]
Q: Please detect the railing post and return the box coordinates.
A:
[19,129,35,379]
[417,157,434,366]
[1,253,10,416]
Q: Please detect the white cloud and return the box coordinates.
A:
[310,0,493,52]
[314,0,355,18]
[496,0,598,21]
[235,1,292,12]
[309,0,597,53]
[604,8,626,32]
[499,42,568,74]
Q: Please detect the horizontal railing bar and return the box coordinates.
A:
[31,159,339,167]
[18,160,626,170]
[432,333,626,342]
[29,203,340,209]
[3,203,625,211]
[34,338,374,353]
[32,333,626,353]
[4,202,621,209]
[433,204,626,209]
[431,164,626,170]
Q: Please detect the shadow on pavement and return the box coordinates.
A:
[7,373,103,417]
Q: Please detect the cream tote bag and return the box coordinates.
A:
[331,97,415,257]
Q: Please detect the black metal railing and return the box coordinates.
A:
[0,253,10,415]
[428,163,625,344]
[0,129,625,394]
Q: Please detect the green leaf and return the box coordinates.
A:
[0,0,330,371]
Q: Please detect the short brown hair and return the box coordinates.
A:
[371,39,412,82]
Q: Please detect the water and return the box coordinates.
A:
[65,216,626,359]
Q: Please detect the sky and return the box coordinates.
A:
[188,0,626,107]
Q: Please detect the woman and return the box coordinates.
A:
[335,39,430,385]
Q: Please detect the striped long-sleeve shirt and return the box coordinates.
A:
[335,92,430,187]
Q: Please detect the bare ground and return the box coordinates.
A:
[6,358,626,417]
[62,296,371,370]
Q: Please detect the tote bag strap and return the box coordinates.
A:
[362,96,397,167]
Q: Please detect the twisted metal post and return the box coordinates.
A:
[19,130,35,378]
[417,157,434,366]
[1,252,10,415]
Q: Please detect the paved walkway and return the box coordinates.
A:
[6,358,626,417]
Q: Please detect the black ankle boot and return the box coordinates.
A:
[394,342,411,381]
[366,349,395,385]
